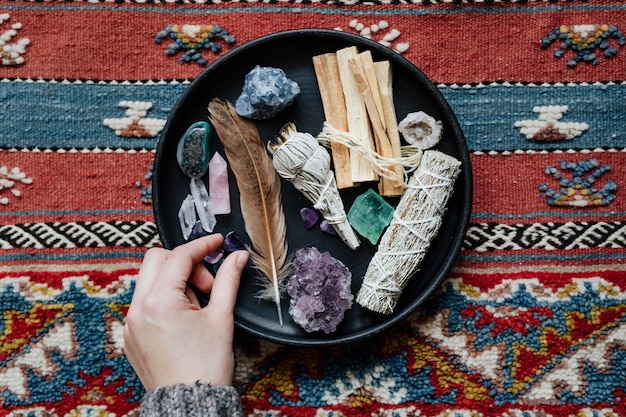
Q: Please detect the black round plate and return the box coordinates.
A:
[153,29,472,346]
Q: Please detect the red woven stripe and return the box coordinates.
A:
[0,6,624,82]
[470,151,626,220]
[4,150,625,223]
[0,266,139,289]
[451,260,626,290]
[0,151,154,223]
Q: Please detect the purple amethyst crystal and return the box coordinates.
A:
[188,220,207,241]
[319,220,337,236]
[223,230,245,251]
[287,247,353,334]
[204,247,224,264]
[300,207,320,229]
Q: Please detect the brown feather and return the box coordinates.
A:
[208,98,289,325]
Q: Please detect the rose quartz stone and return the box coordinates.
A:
[208,152,231,215]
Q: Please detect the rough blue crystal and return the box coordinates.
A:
[235,65,300,120]
[287,247,353,334]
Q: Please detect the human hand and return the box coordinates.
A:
[123,234,249,391]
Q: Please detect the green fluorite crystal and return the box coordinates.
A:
[347,189,394,245]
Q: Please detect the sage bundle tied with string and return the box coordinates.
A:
[356,150,462,315]
[268,122,360,250]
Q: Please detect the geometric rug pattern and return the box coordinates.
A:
[1,2,625,416]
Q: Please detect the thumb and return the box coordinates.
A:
[206,250,249,317]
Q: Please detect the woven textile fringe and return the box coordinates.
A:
[356,150,461,314]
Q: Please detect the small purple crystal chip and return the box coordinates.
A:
[299,207,320,229]
[188,220,207,241]
[319,220,337,236]
[223,230,245,251]
[204,247,224,264]
[287,247,353,334]
[235,65,300,120]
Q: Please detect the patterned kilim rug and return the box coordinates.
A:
[1,1,625,416]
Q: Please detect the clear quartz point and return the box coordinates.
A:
[190,178,217,232]
[178,194,198,240]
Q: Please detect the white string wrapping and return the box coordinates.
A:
[270,123,361,250]
[317,123,423,184]
[356,150,462,314]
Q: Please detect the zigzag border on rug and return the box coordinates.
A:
[0,147,157,153]
[464,220,626,252]
[3,77,624,87]
[1,219,625,252]
[0,221,160,249]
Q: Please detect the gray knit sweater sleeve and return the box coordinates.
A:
[139,382,244,417]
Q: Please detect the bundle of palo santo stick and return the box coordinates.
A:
[313,47,405,197]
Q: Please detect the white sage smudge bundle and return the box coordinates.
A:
[268,123,361,250]
[356,150,462,314]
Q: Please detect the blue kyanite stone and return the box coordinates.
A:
[235,65,300,120]
[176,121,211,178]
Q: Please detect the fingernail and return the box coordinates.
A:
[236,251,249,269]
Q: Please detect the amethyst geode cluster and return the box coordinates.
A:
[287,247,353,334]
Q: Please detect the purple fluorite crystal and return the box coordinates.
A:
[287,247,353,334]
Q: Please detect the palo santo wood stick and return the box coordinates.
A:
[312,53,354,189]
[356,51,386,131]
[374,60,404,196]
[336,46,378,184]
[349,54,403,197]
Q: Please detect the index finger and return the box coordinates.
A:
[153,234,224,294]
[131,247,170,304]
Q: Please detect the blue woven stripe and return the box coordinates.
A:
[460,252,626,263]
[0,81,624,151]
[0,81,188,150]
[471,210,626,220]
[440,83,626,151]
[0,249,622,263]
[0,251,146,262]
